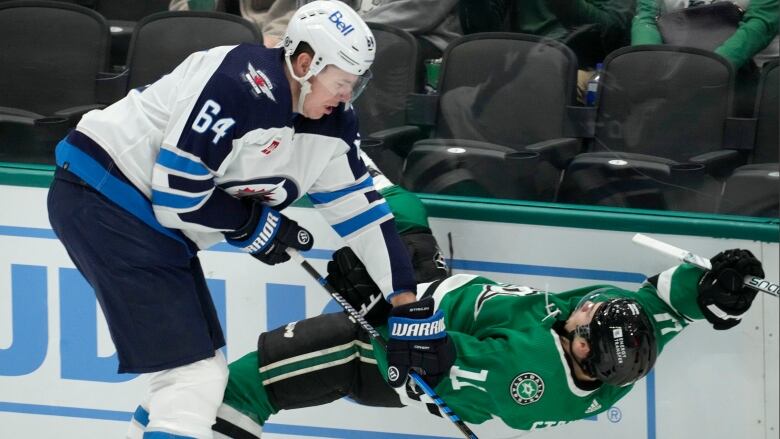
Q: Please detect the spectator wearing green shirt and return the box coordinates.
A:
[631,0,779,69]
[631,0,779,114]
[459,0,635,102]
[459,0,635,64]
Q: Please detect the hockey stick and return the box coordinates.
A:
[632,233,778,297]
[285,248,479,439]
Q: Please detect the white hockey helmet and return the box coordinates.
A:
[282,0,375,110]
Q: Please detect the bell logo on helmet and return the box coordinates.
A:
[328,11,355,36]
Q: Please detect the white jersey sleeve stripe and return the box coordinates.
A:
[308,173,373,205]
[331,202,392,237]
[152,190,208,209]
[156,148,211,176]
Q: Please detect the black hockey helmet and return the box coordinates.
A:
[573,295,658,386]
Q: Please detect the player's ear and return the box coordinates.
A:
[294,52,312,77]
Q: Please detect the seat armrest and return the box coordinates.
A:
[524,137,583,169]
[53,105,105,125]
[0,106,44,119]
[689,149,745,179]
[367,125,425,157]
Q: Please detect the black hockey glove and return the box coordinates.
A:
[386,297,456,388]
[697,249,764,330]
[325,247,391,326]
[225,201,313,265]
[401,231,448,283]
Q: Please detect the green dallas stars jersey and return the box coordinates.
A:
[372,262,707,430]
[220,261,708,434]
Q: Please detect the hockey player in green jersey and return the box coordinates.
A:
[212,240,764,438]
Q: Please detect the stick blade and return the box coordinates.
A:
[631,234,712,270]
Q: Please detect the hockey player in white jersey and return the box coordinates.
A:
[47,2,453,437]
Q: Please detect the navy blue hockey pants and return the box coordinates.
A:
[48,166,225,373]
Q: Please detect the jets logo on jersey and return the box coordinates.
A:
[243,62,276,102]
[510,372,545,405]
[221,177,300,210]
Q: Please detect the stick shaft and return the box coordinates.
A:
[286,248,479,439]
[632,234,778,297]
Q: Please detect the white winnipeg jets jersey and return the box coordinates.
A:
[67,44,415,298]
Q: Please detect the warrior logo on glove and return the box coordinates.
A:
[225,201,314,265]
[297,229,311,246]
[386,297,456,388]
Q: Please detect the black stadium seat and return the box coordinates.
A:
[719,60,779,217]
[402,140,542,199]
[0,0,110,164]
[558,46,745,212]
[125,11,262,91]
[355,23,421,136]
[92,0,170,67]
[590,46,741,166]
[398,33,585,201]
[353,22,421,182]
[556,152,721,212]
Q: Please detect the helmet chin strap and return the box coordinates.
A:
[285,55,314,115]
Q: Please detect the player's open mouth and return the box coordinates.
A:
[325,105,335,114]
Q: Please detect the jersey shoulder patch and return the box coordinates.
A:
[216,45,293,137]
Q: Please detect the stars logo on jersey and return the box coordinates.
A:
[243,62,276,102]
[475,284,541,318]
[510,372,545,405]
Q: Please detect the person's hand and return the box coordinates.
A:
[386,297,456,388]
[225,201,313,265]
[400,231,448,283]
[326,247,391,326]
[697,249,765,330]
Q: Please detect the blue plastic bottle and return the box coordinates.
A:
[585,63,604,106]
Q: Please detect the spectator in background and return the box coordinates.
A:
[361,0,461,61]
[459,0,634,102]
[631,0,778,115]
[459,0,634,63]
[632,0,779,69]
[172,0,461,59]
[249,0,462,60]
[169,0,313,47]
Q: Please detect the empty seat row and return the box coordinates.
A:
[0,1,261,164]
[356,33,776,217]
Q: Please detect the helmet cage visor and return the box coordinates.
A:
[311,64,372,104]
